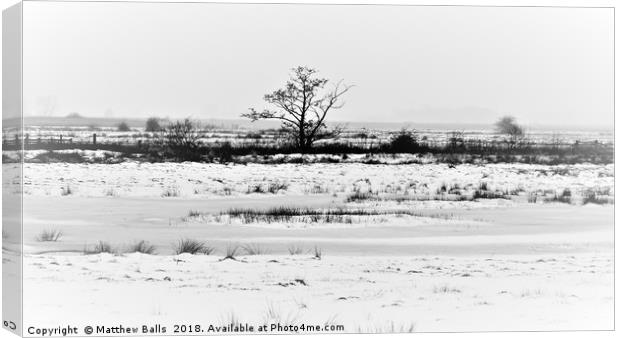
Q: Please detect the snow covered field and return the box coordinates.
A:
[24,252,613,333]
[20,161,613,200]
[6,161,613,333]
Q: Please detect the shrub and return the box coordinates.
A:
[145,117,162,132]
[447,131,465,150]
[494,116,524,139]
[164,119,202,161]
[117,122,131,132]
[215,142,234,163]
[389,129,419,152]
[174,239,214,255]
[36,229,62,242]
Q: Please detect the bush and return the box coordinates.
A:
[495,116,524,142]
[215,142,234,163]
[145,117,162,132]
[164,119,202,161]
[117,122,131,132]
[447,131,465,150]
[389,129,419,152]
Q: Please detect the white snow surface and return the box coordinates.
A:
[20,162,613,199]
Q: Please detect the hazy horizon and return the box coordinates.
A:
[13,115,613,133]
[22,2,613,128]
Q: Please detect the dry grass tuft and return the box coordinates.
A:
[174,239,215,255]
[36,229,63,242]
[127,240,157,254]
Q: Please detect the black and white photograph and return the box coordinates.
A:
[1,0,615,335]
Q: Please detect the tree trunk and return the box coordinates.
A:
[299,125,306,153]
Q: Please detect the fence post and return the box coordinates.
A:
[93,133,97,145]
[59,135,63,144]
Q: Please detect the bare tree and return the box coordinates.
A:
[242,66,353,152]
[163,119,202,161]
[494,116,524,144]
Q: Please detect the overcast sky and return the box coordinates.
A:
[23,2,613,128]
